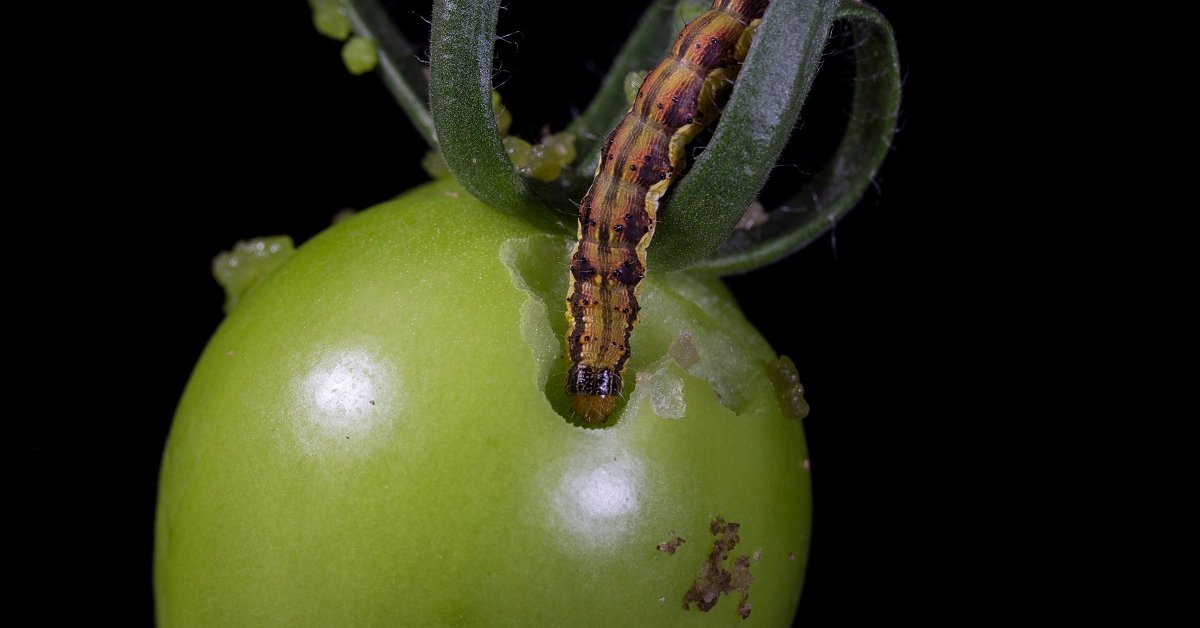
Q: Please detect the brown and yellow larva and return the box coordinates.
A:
[565,0,768,422]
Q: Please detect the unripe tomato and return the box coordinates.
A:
[155,179,811,626]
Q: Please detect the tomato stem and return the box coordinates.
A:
[692,0,901,275]
[650,0,840,272]
[414,0,900,269]
[429,0,559,226]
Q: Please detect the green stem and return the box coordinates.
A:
[342,0,436,148]
[567,0,680,183]
[428,0,548,223]
[651,0,838,272]
[692,0,900,275]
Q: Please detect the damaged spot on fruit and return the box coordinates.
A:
[212,236,295,313]
[657,533,685,555]
[545,444,644,552]
[766,355,810,419]
[682,516,754,619]
[645,281,762,414]
[629,360,690,420]
[731,555,754,619]
[668,331,700,370]
[293,347,398,456]
[648,368,686,419]
[499,235,575,418]
[503,233,783,426]
[502,234,646,428]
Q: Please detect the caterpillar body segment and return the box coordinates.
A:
[565,0,768,422]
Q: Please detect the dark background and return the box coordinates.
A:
[40,0,989,623]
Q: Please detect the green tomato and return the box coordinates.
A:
[155,179,812,626]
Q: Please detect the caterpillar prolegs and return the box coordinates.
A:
[565,0,768,422]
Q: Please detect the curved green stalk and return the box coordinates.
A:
[567,0,680,182]
[342,0,436,148]
[429,0,549,223]
[651,0,838,272]
[693,0,900,275]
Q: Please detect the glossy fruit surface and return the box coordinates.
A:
[155,179,811,626]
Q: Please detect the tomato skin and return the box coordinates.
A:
[155,179,811,626]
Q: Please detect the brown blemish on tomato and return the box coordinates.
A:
[657,533,686,555]
[682,516,755,619]
[731,555,754,619]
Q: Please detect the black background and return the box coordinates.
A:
[37,1,992,623]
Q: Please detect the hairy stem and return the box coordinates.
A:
[694,0,901,274]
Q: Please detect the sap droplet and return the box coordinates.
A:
[341,36,378,75]
[309,0,351,41]
[212,236,295,313]
[766,355,810,419]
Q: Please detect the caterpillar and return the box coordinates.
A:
[565,0,768,422]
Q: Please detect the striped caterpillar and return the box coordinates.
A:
[565,0,768,422]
